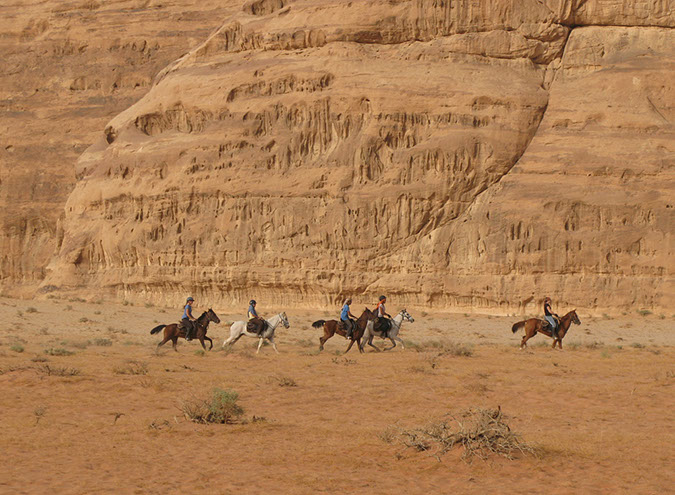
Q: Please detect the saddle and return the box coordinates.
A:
[247,318,268,335]
[339,319,355,333]
[374,317,391,337]
[543,315,560,331]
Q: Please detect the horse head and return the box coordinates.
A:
[279,312,290,328]
[570,310,581,325]
[207,308,221,324]
[400,309,414,323]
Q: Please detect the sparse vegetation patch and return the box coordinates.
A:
[181,388,245,424]
[383,407,534,462]
[44,347,74,356]
[113,360,148,375]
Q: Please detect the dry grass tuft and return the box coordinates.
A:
[113,360,148,375]
[406,339,473,357]
[269,374,297,387]
[44,347,74,356]
[180,388,245,424]
[386,407,534,462]
[37,364,80,377]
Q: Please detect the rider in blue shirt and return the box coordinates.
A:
[181,297,196,341]
[340,298,356,338]
[247,300,265,335]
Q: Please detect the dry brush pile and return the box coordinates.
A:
[383,407,534,461]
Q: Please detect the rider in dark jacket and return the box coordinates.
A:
[374,295,392,337]
[544,297,559,339]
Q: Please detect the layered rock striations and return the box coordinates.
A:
[5,0,673,312]
[0,0,240,295]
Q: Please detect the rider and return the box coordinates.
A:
[374,295,392,337]
[247,299,266,336]
[182,297,197,341]
[544,297,560,339]
[340,298,357,339]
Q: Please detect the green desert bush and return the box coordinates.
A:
[181,388,245,424]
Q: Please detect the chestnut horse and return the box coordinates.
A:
[150,309,220,351]
[511,310,581,349]
[313,308,376,354]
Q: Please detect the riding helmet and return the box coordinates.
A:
[186,296,194,302]
[249,299,256,305]
[379,295,386,301]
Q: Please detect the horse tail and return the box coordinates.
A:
[150,324,166,335]
[312,320,326,328]
[511,321,526,334]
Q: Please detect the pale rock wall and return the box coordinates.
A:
[2,0,672,313]
[0,0,241,295]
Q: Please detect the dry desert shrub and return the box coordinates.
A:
[10,344,24,353]
[44,347,74,356]
[386,407,534,462]
[180,388,244,424]
[269,374,297,387]
[26,307,38,313]
[37,364,80,376]
[406,339,473,357]
[92,338,112,346]
[113,360,148,375]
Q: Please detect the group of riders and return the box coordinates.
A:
[339,295,392,338]
[179,298,270,340]
[179,294,561,340]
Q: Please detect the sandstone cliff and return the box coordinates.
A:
[0,0,240,295]
[3,1,673,313]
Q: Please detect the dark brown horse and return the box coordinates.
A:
[313,308,376,354]
[511,310,581,349]
[150,309,220,351]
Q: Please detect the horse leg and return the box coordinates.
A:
[199,336,207,350]
[268,336,279,354]
[172,336,178,351]
[366,336,380,352]
[344,339,355,354]
[357,337,364,354]
[520,332,530,349]
[157,336,169,350]
[256,337,264,354]
[223,333,241,348]
[383,338,397,351]
[205,336,213,350]
[320,327,334,352]
[394,336,405,350]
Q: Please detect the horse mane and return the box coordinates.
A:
[197,311,209,322]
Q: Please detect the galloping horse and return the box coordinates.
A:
[511,310,581,349]
[360,309,414,352]
[150,309,221,351]
[221,312,290,354]
[312,308,377,354]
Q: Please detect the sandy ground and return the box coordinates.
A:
[1,297,673,494]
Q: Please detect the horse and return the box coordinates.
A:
[221,312,290,354]
[150,309,221,351]
[312,308,377,354]
[360,309,414,352]
[511,310,581,349]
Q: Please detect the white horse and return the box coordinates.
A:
[360,309,414,352]
[222,312,290,354]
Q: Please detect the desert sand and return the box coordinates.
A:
[1,297,673,494]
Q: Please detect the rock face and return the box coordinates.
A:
[3,1,673,313]
[0,0,240,295]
